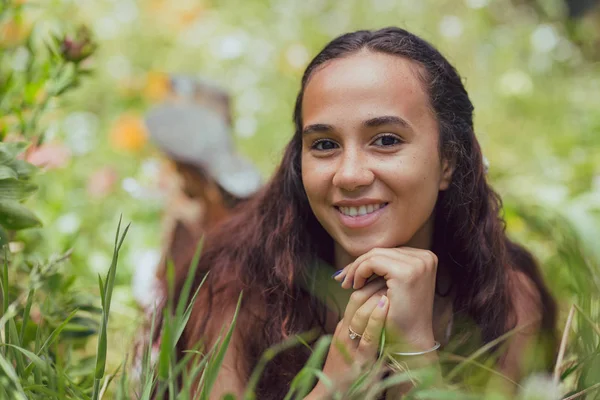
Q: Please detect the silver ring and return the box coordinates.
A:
[348,326,362,340]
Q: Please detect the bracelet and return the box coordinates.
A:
[389,341,441,357]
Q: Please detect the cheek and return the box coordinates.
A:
[301,156,326,201]
[384,156,441,206]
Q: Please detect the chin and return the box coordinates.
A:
[342,237,394,257]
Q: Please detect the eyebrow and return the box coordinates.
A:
[302,115,412,135]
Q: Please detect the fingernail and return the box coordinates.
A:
[378,295,388,308]
[331,270,343,278]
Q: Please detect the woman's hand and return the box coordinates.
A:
[309,278,389,398]
[334,247,438,351]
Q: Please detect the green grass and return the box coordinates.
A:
[0,210,598,399]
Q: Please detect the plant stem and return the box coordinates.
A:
[554,304,575,385]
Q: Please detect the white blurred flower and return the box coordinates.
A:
[235,116,258,138]
[238,89,264,114]
[56,213,81,235]
[105,55,132,80]
[212,33,247,60]
[93,16,120,40]
[130,249,162,309]
[465,0,488,9]
[63,112,99,155]
[141,158,161,180]
[285,43,310,70]
[439,16,463,39]
[11,47,30,72]
[122,177,142,196]
[89,251,111,275]
[536,184,568,206]
[113,0,138,24]
[517,374,562,400]
[531,24,559,53]
[498,70,533,97]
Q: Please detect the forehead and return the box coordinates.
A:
[301,50,433,127]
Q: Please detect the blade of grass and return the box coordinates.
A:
[18,287,34,345]
[200,292,243,400]
[285,334,332,400]
[446,321,534,381]
[175,272,208,344]
[562,382,600,400]
[92,217,130,400]
[2,246,9,358]
[554,304,575,384]
[175,238,204,320]
[8,319,25,373]
[243,330,320,400]
[0,351,27,399]
[24,308,79,377]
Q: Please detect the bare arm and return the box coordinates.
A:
[498,269,546,383]
[186,304,246,400]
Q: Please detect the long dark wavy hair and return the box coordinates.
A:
[161,27,557,399]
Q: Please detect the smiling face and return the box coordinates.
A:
[300,50,454,266]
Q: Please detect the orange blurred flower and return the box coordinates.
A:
[179,5,206,26]
[143,71,170,102]
[0,20,31,47]
[109,114,148,152]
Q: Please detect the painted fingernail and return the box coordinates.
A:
[331,270,343,278]
[378,295,388,308]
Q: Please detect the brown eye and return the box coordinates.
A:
[373,134,401,147]
[312,139,339,151]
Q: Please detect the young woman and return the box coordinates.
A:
[162,27,557,399]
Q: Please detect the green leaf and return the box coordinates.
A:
[0,200,41,230]
[0,226,8,246]
[0,142,28,164]
[6,159,37,180]
[0,178,38,201]
[0,166,17,180]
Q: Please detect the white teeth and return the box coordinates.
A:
[338,203,386,217]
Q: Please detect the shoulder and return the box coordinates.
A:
[506,268,543,334]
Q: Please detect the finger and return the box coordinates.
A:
[355,294,389,365]
[343,278,386,323]
[339,249,378,287]
[352,251,437,290]
[345,254,402,290]
[392,247,439,267]
[349,289,387,338]
[341,248,399,289]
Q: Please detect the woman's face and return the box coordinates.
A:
[301,50,454,262]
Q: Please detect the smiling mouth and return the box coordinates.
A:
[335,203,389,217]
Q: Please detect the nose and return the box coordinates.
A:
[331,148,375,192]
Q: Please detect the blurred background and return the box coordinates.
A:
[1,0,600,396]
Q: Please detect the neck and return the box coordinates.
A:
[334,243,355,271]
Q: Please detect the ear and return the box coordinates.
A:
[439,155,456,191]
